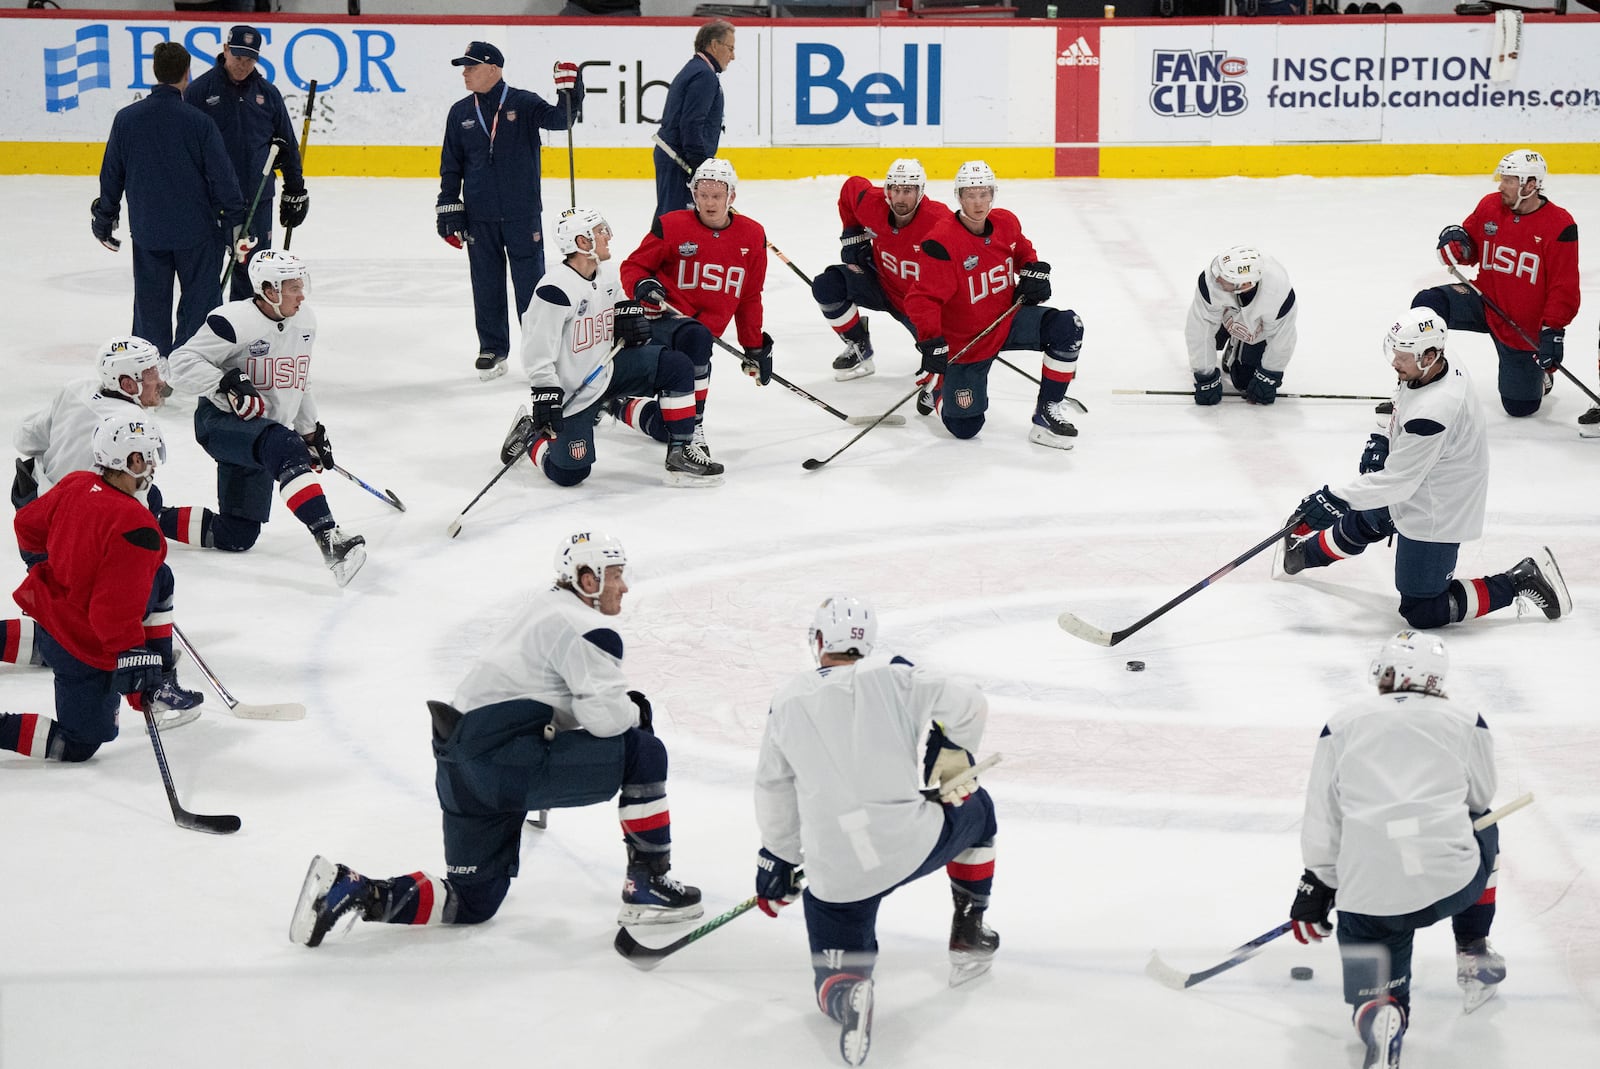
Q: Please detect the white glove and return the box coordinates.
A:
[930,747,977,807]
[233,233,259,264]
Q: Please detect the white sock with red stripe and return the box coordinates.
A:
[1,618,35,665]
[279,470,333,532]
[1,711,56,759]
[380,871,452,926]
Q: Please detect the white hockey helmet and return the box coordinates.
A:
[1385,307,1447,373]
[1495,148,1547,192]
[248,249,309,299]
[554,530,627,595]
[555,207,610,258]
[97,335,166,400]
[808,594,877,664]
[1210,245,1263,291]
[953,159,998,198]
[92,414,166,489]
[690,157,737,196]
[1368,629,1448,695]
[884,158,928,201]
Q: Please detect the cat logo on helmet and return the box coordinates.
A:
[555,207,610,259]
[1384,307,1447,374]
[1210,245,1262,290]
[91,413,167,491]
[1496,148,1547,188]
[248,250,310,307]
[554,530,627,595]
[97,335,166,400]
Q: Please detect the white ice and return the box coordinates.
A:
[1,172,1597,1069]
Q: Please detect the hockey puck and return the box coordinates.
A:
[1126,660,1145,672]
[1290,966,1314,981]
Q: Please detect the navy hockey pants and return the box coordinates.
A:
[938,306,1083,439]
[1413,283,1546,415]
[652,148,694,222]
[538,346,696,485]
[811,264,917,340]
[193,403,330,551]
[1336,821,1498,1014]
[131,239,223,356]
[466,217,546,358]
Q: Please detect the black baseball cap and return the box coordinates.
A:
[226,26,263,59]
[451,42,505,68]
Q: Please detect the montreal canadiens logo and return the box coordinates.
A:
[1219,58,1248,77]
[954,388,975,409]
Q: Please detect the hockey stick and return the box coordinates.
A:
[221,142,280,290]
[764,239,816,287]
[659,300,903,428]
[804,299,1024,472]
[1112,388,1389,402]
[282,79,317,252]
[614,866,807,969]
[332,464,405,512]
[559,63,576,209]
[142,705,241,834]
[651,132,695,177]
[994,354,1089,414]
[919,752,1002,802]
[1443,249,1600,406]
[1058,516,1303,646]
[173,624,306,721]
[1145,793,1534,991]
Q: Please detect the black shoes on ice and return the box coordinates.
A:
[948,886,1000,988]
[1028,400,1079,450]
[618,850,704,926]
[476,352,508,381]
[664,438,724,488]
[315,525,367,587]
[1506,547,1571,620]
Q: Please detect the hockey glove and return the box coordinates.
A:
[917,336,949,376]
[626,690,653,734]
[1290,868,1336,944]
[218,368,265,421]
[754,847,802,917]
[1193,368,1222,406]
[1017,261,1052,306]
[1436,224,1476,268]
[529,385,564,438]
[1296,485,1349,531]
[1244,366,1284,405]
[113,646,164,696]
[11,457,39,510]
[279,186,310,229]
[232,229,259,265]
[740,332,774,386]
[613,301,653,348]
[1537,326,1564,371]
[840,227,875,272]
[553,61,579,94]
[302,423,334,472]
[634,277,668,319]
[928,746,978,807]
[436,201,469,249]
[90,198,121,252]
[1359,433,1390,475]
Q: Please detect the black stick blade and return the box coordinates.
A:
[613,926,675,970]
[384,490,407,512]
[177,811,242,835]
[802,458,825,471]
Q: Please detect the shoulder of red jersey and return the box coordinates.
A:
[727,212,766,242]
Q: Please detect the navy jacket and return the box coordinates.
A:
[658,53,724,172]
[97,84,245,251]
[437,78,582,224]
[185,58,304,202]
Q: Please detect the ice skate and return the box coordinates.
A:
[315,526,367,587]
[475,352,508,381]
[825,977,874,1067]
[1579,405,1600,438]
[832,335,875,382]
[663,439,724,488]
[1456,938,1506,1013]
[948,887,1000,987]
[618,850,704,925]
[1506,546,1571,620]
[915,373,941,416]
[1355,997,1406,1069]
[499,405,533,464]
[1027,399,1078,450]
[148,668,204,731]
[289,854,380,948]
[1271,515,1314,580]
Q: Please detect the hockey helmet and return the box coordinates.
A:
[690,158,738,196]
[1368,629,1448,696]
[884,158,928,202]
[953,160,998,198]
[1384,307,1447,373]
[808,594,877,664]
[555,207,611,258]
[1210,245,1263,292]
[97,335,167,400]
[92,414,166,489]
[554,531,627,595]
[248,249,310,299]
[1495,148,1547,192]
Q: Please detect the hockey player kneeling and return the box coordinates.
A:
[290,531,702,947]
[1291,632,1506,1069]
[753,595,997,1067]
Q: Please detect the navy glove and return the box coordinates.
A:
[1017,261,1052,305]
[840,227,875,272]
[917,336,949,376]
[754,847,802,918]
[626,690,653,734]
[302,422,334,472]
[279,185,310,229]
[436,201,469,249]
[1193,368,1222,406]
[90,198,121,251]
[634,277,667,319]
[1537,327,1563,371]
[613,302,652,348]
[113,647,164,696]
[529,385,564,438]
[1245,366,1284,405]
[1290,868,1335,945]
[1359,433,1390,474]
[219,367,265,421]
[1296,485,1350,530]
[1437,224,1475,268]
[741,332,774,386]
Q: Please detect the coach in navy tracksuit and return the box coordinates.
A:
[93,42,244,356]
[436,41,583,381]
[186,25,308,301]
[652,20,734,222]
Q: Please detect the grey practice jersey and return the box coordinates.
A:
[518,260,625,415]
[168,299,320,435]
[1184,253,1297,374]
[452,586,638,739]
[755,653,987,904]
[1336,361,1488,542]
[1301,690,1495,916]
[14,379,146,492]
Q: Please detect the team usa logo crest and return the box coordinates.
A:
[568,441,587,461]
[962,255,980,270]
[678,242,699,257]
[255,94,265,105]
[954,388,975,409]
[505,110,517,122]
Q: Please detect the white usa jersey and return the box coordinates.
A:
[1184,252,1298,374]
[755,653,987,904]
[1301,691,1495,916]
[518,261,625,415]
[168,299,320,435]
[1336,360,1488,542]
[14,379,145,492]
[453,586,638,739]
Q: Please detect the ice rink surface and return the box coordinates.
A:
[1,171,1597,1068]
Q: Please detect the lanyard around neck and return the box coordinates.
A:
[472,83,509,158]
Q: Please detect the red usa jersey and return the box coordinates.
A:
[620,209,768,349]
[1462,192,1580,349]
[904,209,1038,364]
[837,176,952,314]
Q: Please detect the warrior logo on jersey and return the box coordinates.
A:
[963,255,980,270]
[569,441,587,461]
[248,339,271,358]
[954,388,974,409]
[678,242,699,257]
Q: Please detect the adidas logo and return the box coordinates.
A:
[1057,37,1099,67]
